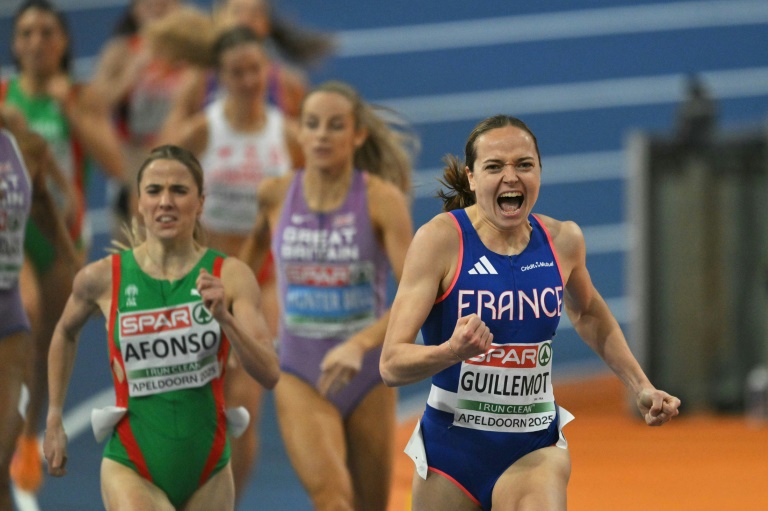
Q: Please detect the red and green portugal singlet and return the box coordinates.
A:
[105,248,231,508]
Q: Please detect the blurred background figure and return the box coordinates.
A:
[1,0,123,492]
[160,0,337,141]
[239,80,417,510]
[212,0,335,117]
[0,106,78,510]
[88,0,217,241]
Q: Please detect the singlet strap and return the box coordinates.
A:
[435,211,464,304]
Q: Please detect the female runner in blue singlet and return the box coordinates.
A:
[380,115,681,511]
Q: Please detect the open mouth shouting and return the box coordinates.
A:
[497,191,523,215]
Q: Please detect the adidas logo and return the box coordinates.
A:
[468,256,498,275]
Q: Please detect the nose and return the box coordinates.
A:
[158,190,173,207]
[501,164,519,183]
[28,31,44,49]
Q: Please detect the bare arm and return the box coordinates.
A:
[238,175,289,271]
[156,68,208,144]
[551,217,681,425]
[28,147,80,269]
[89,37,150,109]
[380,213,493,387]
[68,86,125,181]
[197,260,280,389]
[163,112,209,157]
[43,75,125,181]
[44,257,112,476]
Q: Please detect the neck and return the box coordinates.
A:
[224,96,265,131]
[302,165,355,213]
[138,238,203,281]
[469,206,533,256]
[20,72,58,96]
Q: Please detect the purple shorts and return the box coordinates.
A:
[280,336,383,418]
[0,281,31,339]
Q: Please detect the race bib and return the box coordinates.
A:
[282,261,376,339]
[453,340,555,433]
[118,302,222,397]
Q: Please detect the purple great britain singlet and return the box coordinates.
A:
[272,170,390,416]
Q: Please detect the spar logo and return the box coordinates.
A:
[192,303,214,325]
[467,342,551,368]
[285,264,350,286]
[120,306,192,336]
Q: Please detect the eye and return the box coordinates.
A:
[518,160,535,171]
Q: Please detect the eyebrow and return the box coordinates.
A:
[482,156,535,164]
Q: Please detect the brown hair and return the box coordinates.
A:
[117,145,207,249]
[212,25,264,69]
[304,80,419,195]
[213,0,336,66]
[438,115,541,211]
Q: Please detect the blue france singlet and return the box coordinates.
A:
[414,210,568,510]
[423,210,564,431]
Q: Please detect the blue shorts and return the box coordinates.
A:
[419,405,561,510]
[0,282,31,339]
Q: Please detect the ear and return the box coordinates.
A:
[197,193,205,217]
[465,165,476,192]
[353,125,369,149]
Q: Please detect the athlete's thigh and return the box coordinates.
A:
[345,383,396,511]
[184,462,234,511]
[491,446,571,511]
[100,458,175,511]
[18,258,40,325]
[274,373,353,497]
[257,273,280,339]
[412,469,481,511]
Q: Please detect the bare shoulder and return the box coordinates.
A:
[365,173,407,207]
[220,256,259,303]
[257,173,293,209]
[74,255,113,301]
[535,213,586,262]
[220,256,255,283]
[414,211,461,255]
